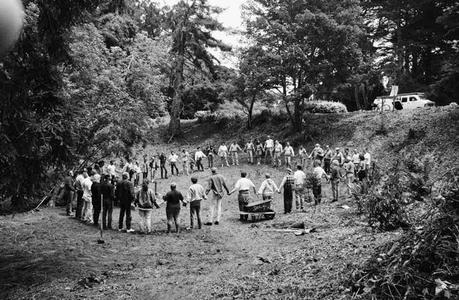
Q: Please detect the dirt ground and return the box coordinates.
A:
[0,163,401,300]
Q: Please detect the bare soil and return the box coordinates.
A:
[1,107,457,299]
[0,164,400,300]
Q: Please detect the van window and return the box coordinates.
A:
[409,97,417,101]
[401,97,408,103]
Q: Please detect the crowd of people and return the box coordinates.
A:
[60,135,374,234]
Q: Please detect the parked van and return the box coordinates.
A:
[373,92,435,111]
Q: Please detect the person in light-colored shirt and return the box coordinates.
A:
[107,161,117,179]
[217,144,229,167]
[244,140,255,164]
[293,165,307,210]
[194,147,206,171]
[229,172,257,218]
[81,172,93,223]
[364,148,371,168]
[205,167,230,225]
[283,142,295,168]
[264,136,274,164]
[312,160,330,205]
[257,173,278,200]
[273,140,283,167]
[169,151,179,176]
[181,149,190,175]
[229,141,242,166]
[187,177,207,229]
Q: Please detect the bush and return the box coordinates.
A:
[196,110,245,128]
[348,169,459,300]
[303,101,348,114]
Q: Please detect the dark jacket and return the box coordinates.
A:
[91,182,102,206]
[116,180,135,204]
[163,190,184,209]
[100,182,115,202]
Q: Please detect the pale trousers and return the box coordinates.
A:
[82,198,93,223]
[138,209,152,233]
[230,152,239,165]
[209,193,223,222]
[220,155,229,167]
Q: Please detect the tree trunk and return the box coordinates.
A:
[354,85,361,110]
[168,51,185,137]
[247,95,256,129]
[293,98,302,131]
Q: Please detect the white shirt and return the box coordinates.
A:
[293,170,306,185]
[182,151,190,162]
[313,166,327,182]
[364,152,371,165]
[195,150,206,161]
[169,154,179,163]
[107,164,116,176]
[274,143,283,152]
[258,179,278,195]
[229,143,241,152]
[352,154,360,164]
[218,145,228,156]
[75,174,85,190]
[234,178,256,191]
[284,146,294,156]
[82,177,92,201]
[265,139,274,148]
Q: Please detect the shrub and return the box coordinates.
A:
[348,169,459,300]
[303,101,348,114]
[196,110,245,128]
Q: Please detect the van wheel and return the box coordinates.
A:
[394,102,403,110]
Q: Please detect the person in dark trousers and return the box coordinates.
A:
[163,182,186,234]
[100,175,115,229]
[278,168,295,214]
[187,177,207,229]
[159,152,168,179]
[117,172,135,232]
[91,174,102,226]
[63,171,75,216]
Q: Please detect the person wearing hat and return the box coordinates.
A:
[205,167,230,225]
[330,159,343,202]
[277,168,295,213]
[229,171,257,220]
[187,176,207,229]
[257,173,278,201]
[163,182,186,233]
[117,172,135,233]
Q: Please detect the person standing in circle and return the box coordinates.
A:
[278,168,295,214]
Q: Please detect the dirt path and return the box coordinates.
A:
[0,166,401,300]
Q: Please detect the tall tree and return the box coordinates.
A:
[224,47,274,129]
[244,0,367,130]
[363,0,459,102]
[165,0,229,137]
